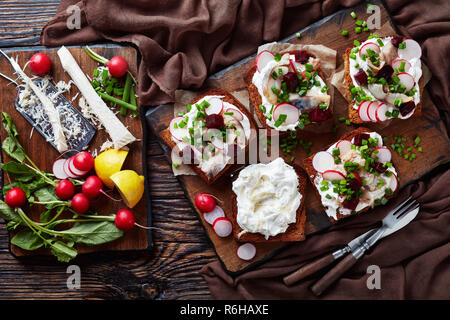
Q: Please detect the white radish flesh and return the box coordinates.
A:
[322,170,346,181]
[205,97,223,115]
[237,243,256,261]
[57,46,136,150]
[358,101,372,122]
[397,73,415,91]
[224,108,244,121]
[375,103,388,122]
[68,157,88,177]
[367,101,380,122]
[203,206,226,225]
[387,172,398,192]
[63,158,78,179]
[391,59,411,73]
[212,217,232,237]
[336,140,352,156]
[53,159,68,179]
[255,50,274,72]
[398,39,422,60]
[312,151,334,173]
[374,147,392,163]
[359,42,380,57]
[207,128,225,150]
[272,103,299,126]
[169,117,188,142]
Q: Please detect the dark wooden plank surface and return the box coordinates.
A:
[0,0,215,299]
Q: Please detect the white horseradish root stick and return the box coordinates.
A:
[57,46,136,150]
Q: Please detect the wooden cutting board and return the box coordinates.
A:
[0,44,152,257]
[147,0,450,275]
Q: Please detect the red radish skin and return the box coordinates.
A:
[82,176,120,201]
[359,42,380,57]
[53,159,68,179]
[289,59,298,74]
[375,103,388,122]
[312,151,334,173]
[392,59,411,73]
[5,188,27,208]
[397,73,415,91]
[212,217,232,237]
[63,158,78,179]
[237,243,256,261]
[115,209,136,231]
[367,101,380,122]
[205,97,224,115]
[203,206,225,225]
[255,50,274,72]
[71,193,90,214]
[272,103,299,125]
[68,157,88,177]
[107,56,128,78]
[29,53,52,75]
[322,170,346,181]
[388,172,399,192]
[73,151,94,172]
[55,180,75,200]
[224,108,244,121]
[195,193,216,213]
[358,101,372,122]
[336,140,352,156]
[374,147,392,163]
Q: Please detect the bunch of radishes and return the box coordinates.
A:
[195,193,256,261]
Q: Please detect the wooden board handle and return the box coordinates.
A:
[283,253,335,286]
[310,253,358,296]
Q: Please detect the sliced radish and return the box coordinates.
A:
[212,217,232,238]
[358,101,372,122]
[322,170,346,181]
[203,206,225,225]
[375,103,388,122]
[398,39,422,60]
[312,151,334,174]
[68,157,88,177]
[53,159,68,179]
[255,50,274,72]
[237,243,256,261]
[272,103,299,126]
[374,147,392,163]
[169,117,188,142]
[289,59,297,73]
[224,107,243,121]
[205,97,224,115]
[387,172,398,192]
[206,128,224,150]
[391,58,411,72]
[367,101,380,122]
[336,140,352,156]
[397,73,415,91]
[63,159,78,179]
[359,42,380,57]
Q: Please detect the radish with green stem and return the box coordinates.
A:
[83,46,130,79]
[28,53,52,75]
[5,187,27,208]
[55,179,75,200]
[82,176,121,201]
[70,193,90,214]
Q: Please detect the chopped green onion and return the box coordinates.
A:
[350,11,357,19]
[342,30,349,37]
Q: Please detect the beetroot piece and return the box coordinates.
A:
[353,133,370,146]
[354,70,368,86]
[309,107,329,122]
[399,101,415,116]
[294,50,311,64]
[343,197,359,210]
[348,178,363,191]
[205,114,224,129]
[372,162,387,173]
[376,65,394,80]
[282,72,299,92]
[391,35,405,48]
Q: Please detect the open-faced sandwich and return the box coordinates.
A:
[245,47,332,133]
[304,128,398,223]
[344,34,423,123]
[161,88,257,184]
[231,157,307,242]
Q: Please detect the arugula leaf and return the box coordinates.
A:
[0,162,34,176]
[0,200,21,223]
[58,221,123,245]
[2,137,26,162]
[11,229,44,251]
[1,112,19,137]
[33,187,63,209]
[50,241,78,263]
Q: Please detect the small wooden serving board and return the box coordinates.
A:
[147,0,450,275]
[0,44,152,257]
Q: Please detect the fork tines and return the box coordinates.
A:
[392,196,418,219]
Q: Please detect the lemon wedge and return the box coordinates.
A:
[94,149,128,189]
[110,170,145,208]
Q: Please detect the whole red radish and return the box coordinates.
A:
[82,176,103,199]
[5,188,27,208]
[29,53,52,75]
[55,179,75,200]
[115,209,135,231]
[195,193,216,213]
[73,151,94,172]
[107,56,128,78]
[71,193,90,214]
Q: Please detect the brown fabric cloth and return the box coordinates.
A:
[40,0,450,299]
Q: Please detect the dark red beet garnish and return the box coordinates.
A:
[372,162,387,173]
[282,72,298,92]
[205,114,224,129]
[354,70,368,86]
[353,133,370,146]
[309,107,329,122]
[294,50,311,64]
[343,197,359,210]
[348,178,363,191]
[399,101,415,116]
[376,65,394,81]
[391,35,405,48]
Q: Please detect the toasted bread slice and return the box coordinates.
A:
[344,44,423,124]
[244,50,332,135]
[160,88,258,185]
[304,127,398,223]
[230,164,307,242]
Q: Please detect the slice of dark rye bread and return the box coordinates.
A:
[303,127,398,224]
[160,88,258,185]
[244,51,333,136]
[344,46,423,124]
[230,164,308,242]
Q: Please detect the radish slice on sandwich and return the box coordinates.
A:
[397,73,415,91]
[375,103,388,122]
[367,101,381,122]
[255,50,274,72]
[387,172,398,192]
[206,128,225,150]
[391,59,411,73]
[359,42,380,57]
[205,97,224,115]
[312,151,334,174]
[212,217,232,237]
[203,206,225,225]
[336,140,352,156]
[169,116,188,141]
[224,108,244,121]
[322,170,346,181]
[374,147,392,163]
[358,101,372,122]
[273,103,299,126]
[237,243,256,261]
[398,39,422,60]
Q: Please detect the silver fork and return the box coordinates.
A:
[310,196,420,296]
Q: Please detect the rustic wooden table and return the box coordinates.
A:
[0,0,215,299]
